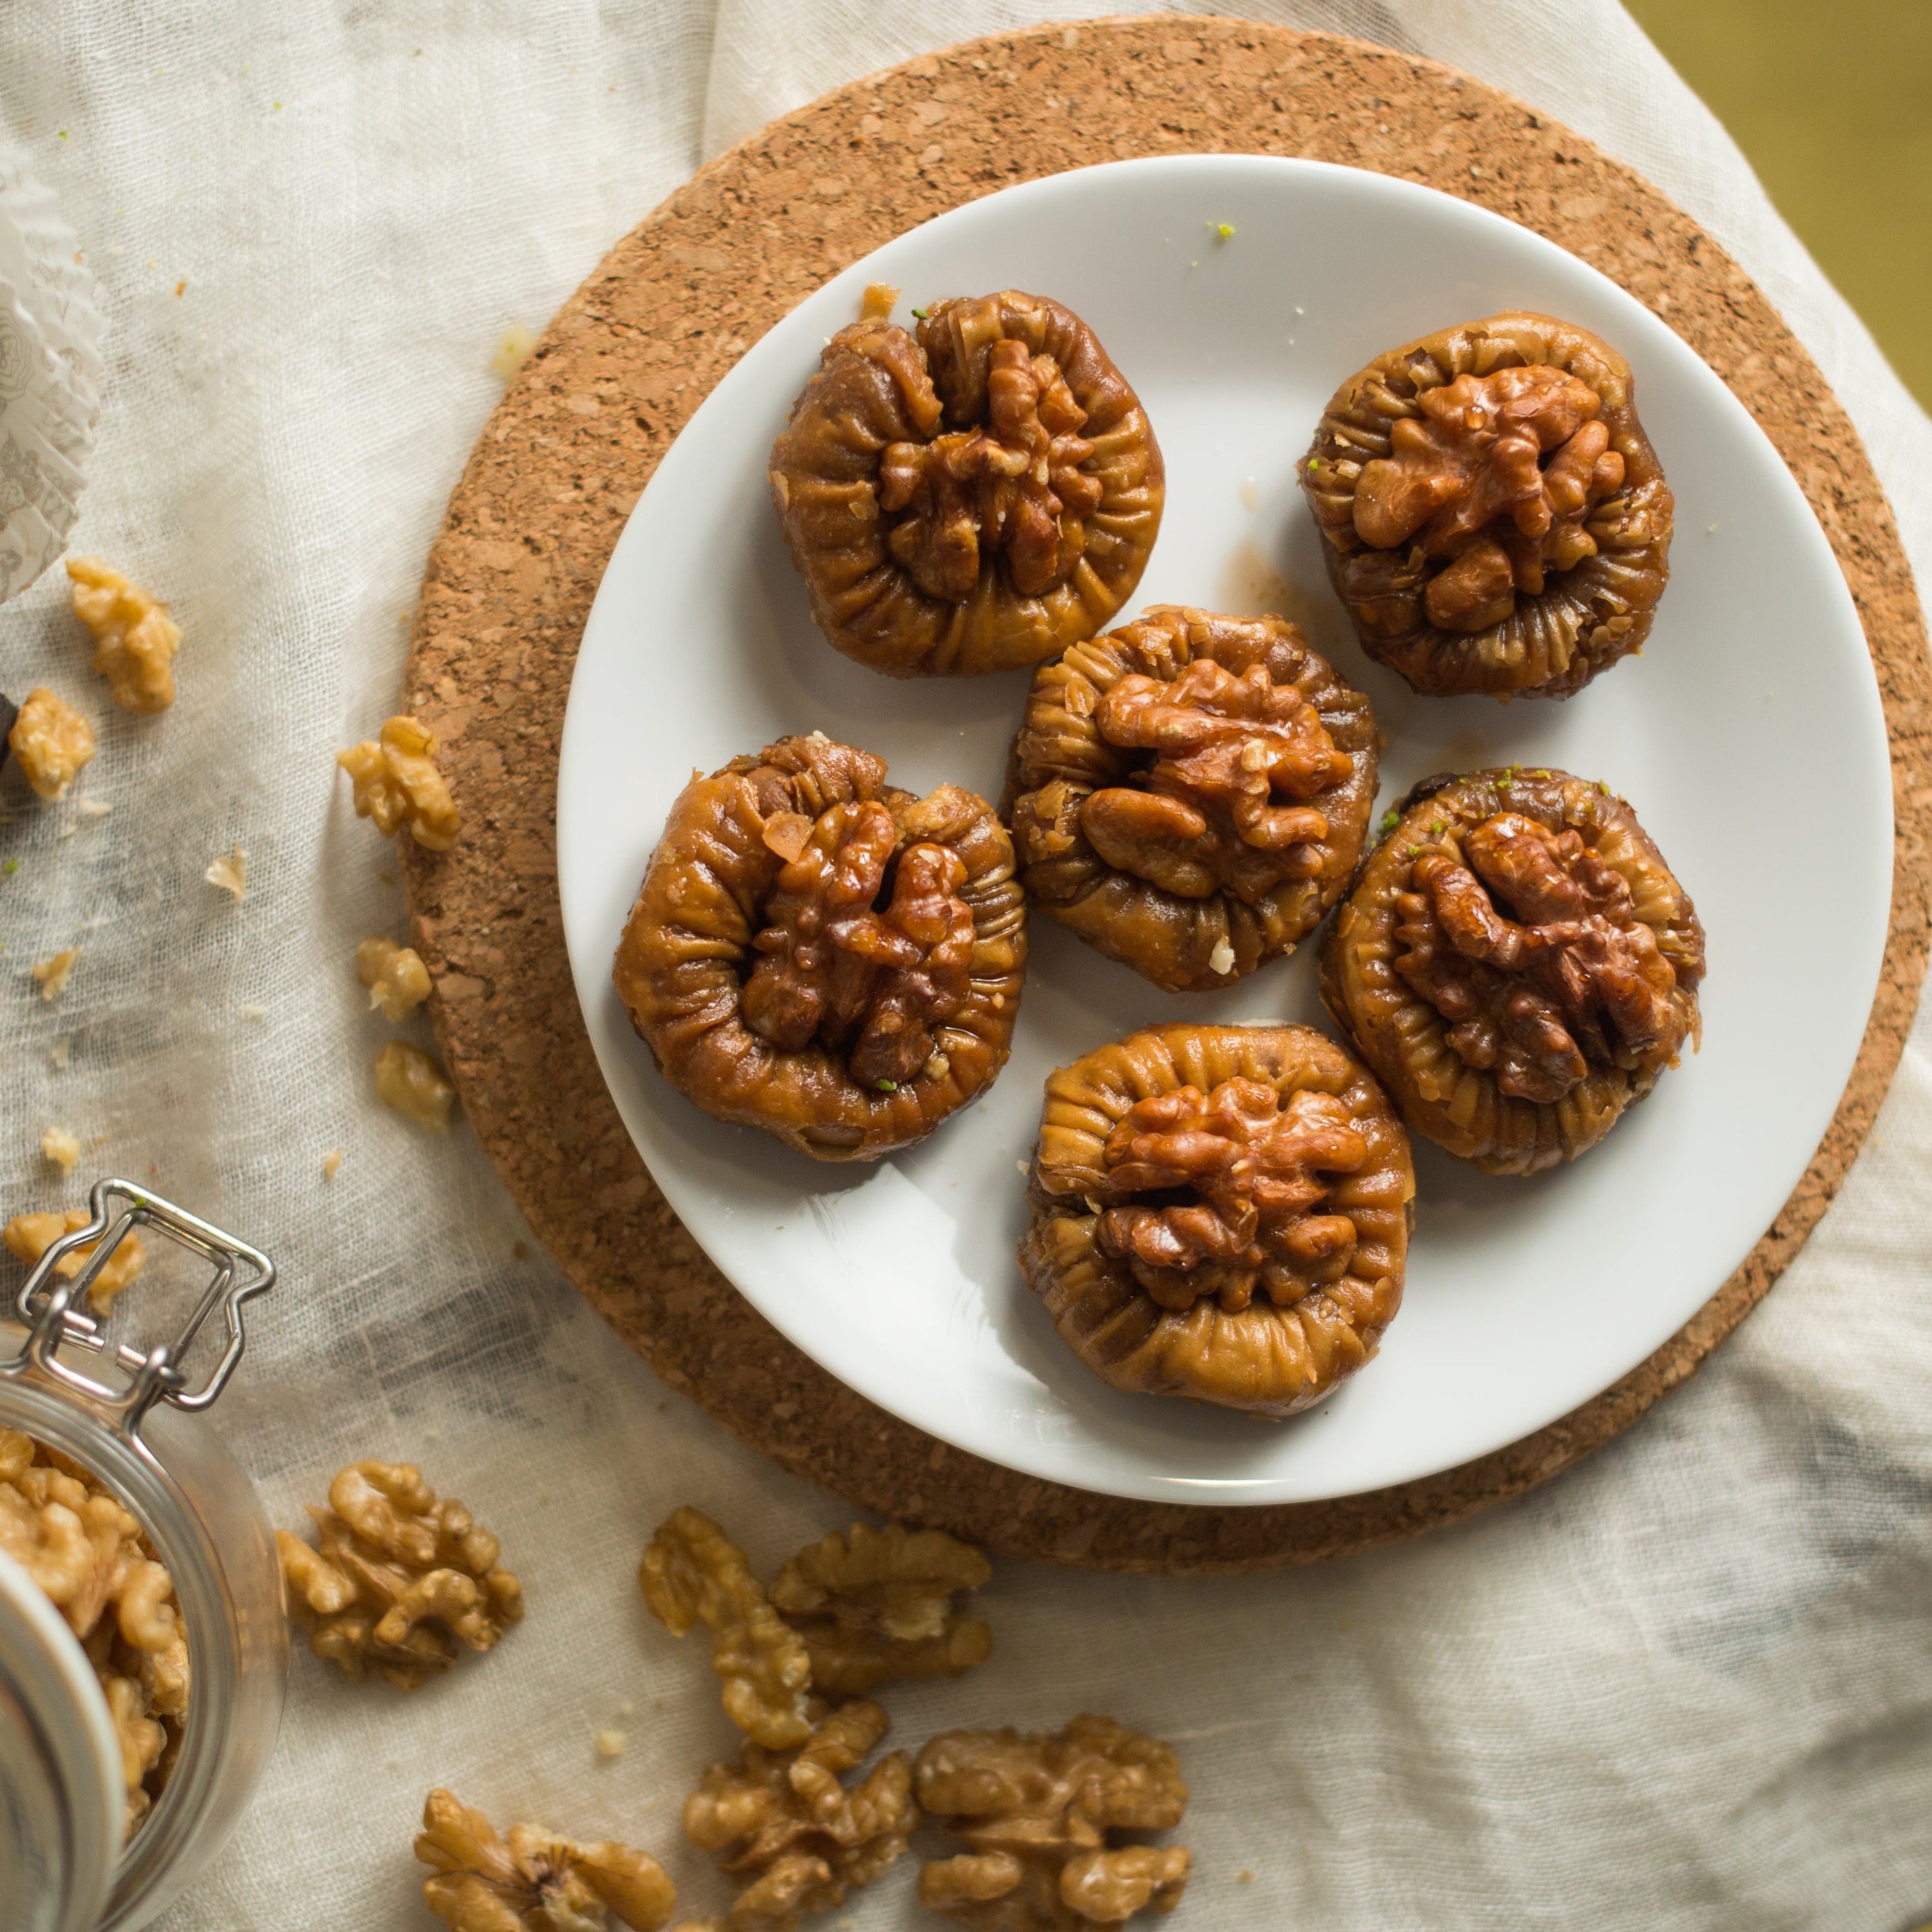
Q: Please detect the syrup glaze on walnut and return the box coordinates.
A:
[1006,608,1377,992]
[1021,1024,1413,1418]
[613,733,1026,1160]
[1304,313,1673,699]
[1322,769,1704,1174]
[770,291,1163,677]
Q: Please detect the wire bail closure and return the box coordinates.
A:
[4,1179,274,1437]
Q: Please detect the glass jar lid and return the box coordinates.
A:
[0,1547,122,1932]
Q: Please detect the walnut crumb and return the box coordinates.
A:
[375,1041,457,1133]
[491,323,538,381]
[358,936,432,1019]
[338,715,461,851]
[860,281,899,321]
[416,1787,675,1931]
[3,1209,145,1313]
[203,847,246,901]
[279,1462,523,1689]
[321,1148,344,1182]
[596,1727,628,1759]
[33,948,79,1000]
[67,557,180,714]
[6,688,95,799]
[40,1126,80,1174]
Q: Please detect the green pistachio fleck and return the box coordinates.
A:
[1307,456,1323,471]
[876,1079,897,1092]
[1598,779,1613,796]
[0,858,15,875]
[1210,221,1236,240]
[1405,845,1422,858]
[911,307,928,319]
[1378,806,1401,837]
[1430,821,1444,834]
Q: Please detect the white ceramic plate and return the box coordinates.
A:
[558,156,1890,1506]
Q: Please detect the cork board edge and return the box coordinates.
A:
[400,16,1932,1574]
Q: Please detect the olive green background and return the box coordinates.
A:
[1624,0,1931,412]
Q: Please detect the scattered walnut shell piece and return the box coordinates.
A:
[67,557,181,714]
[337,714,461,850]
[3,1208,146,1313]
[375,1039,457,1133]
[769,1523,991,1696]
[916,1716,1190,1931]
[686,1698,918,1932]
[6,687,95,799]
[0,1428,187,1835]
[416,1787,677,1932]
[640,1507,814,1748]
[277,1460,523,1689]
[358,936,433,1019]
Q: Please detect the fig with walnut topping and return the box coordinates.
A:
[1021,1024,1413,1418]
[1006,607,1378,991]
[1303,312,1674,699]
[614,732,1026,1160]
[769,290,1163,676]
[1322,769,1705,1173]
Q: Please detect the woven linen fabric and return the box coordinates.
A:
[1,3,1927,1927]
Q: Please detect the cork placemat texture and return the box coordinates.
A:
[400,16,1932,1574]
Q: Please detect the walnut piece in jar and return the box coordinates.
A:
[1323,768,1705,1172]
[277,1460,523,1689]
[375,1039,457,1132]
[4,1208,147,1313]
[614,733,1026,1161]
[916,1715,1189,1932]
[769,1523,991,1697]
[770,291,1163,676]
[0,1429,188,1835]
[6,687,95,799]
[640,1507,814,1749]
[67,557,181,714]
[358,936,433,1019]
[1007,608,1377,992]
[337,714,461,850]
[1021,1024,1413,1417]
[416,1787,677,1932]
[685,1698,917,1932]
[1302,313,1673,699]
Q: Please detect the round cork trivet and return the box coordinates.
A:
[400,17,1932,1574]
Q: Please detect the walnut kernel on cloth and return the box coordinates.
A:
[686,1699,917,1932]
[358,936,432,1019]
[32,947,79,1000]
[0,1430,188,1835]
[640,1507,814,1748]
[770,1523,991,1696]
[337,714,461,851]
[3,1209,147,1313]
[415,1787,677,1932]
[916,1716,1190,1932]
[67,557,181,714]
[375,1040,457,1133]
[6,687,95,799]
[277,1460,523,1689]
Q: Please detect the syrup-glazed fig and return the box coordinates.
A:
[770,291,1163,677]
[1302,313,1673,699]
[614,733,1026,1159]
[1321,767,1704,1173]
[1020,1023,1413,1418]
[1005,607,1377,991]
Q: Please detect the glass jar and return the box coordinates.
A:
[0,1182,285,1932]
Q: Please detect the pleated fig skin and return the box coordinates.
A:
[1320,769,1705,1175]
[769,291,1164,677]
[1302,311,1674,700]
[1004,608,1379,992]
[1019,1024,1414,1419]
[613,733,1026,1161]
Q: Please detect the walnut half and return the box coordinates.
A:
[278,1460,523,1689]
[4,1208,147,1313]
[67,557,180,714]
[685,1699,918,1932]
[416,1787,677,1932]
[769,1522,991,1697]
[1302,313,1673,699]
[1321,767,1705,1172]
[916,1715,1190,1932]
[6,687,95,800]
[338,714,461,850]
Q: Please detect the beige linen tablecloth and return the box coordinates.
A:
[1,4,1928,1927]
